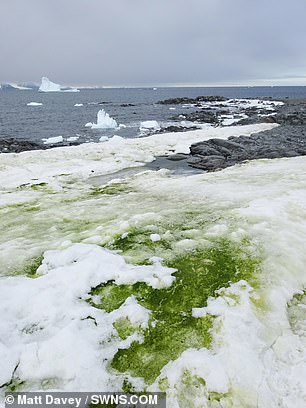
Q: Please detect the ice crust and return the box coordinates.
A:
[1,121,306,406]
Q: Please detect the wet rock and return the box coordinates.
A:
[158,96,228,105]
[0,138,46,154]
[171,111,218,124]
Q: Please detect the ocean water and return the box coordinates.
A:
[1,86,306,144]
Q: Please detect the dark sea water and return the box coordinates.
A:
[1,86,306,144]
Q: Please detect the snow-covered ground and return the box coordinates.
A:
[1,122,306,407]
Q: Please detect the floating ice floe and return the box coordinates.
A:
[74,103,83,107]
[27,102,43,106]
[140,120,161,134]
[66,136,79,142]
[99,136,109,142]
[39,77,80,93]
[87,109,118,129]
[42,136,64,145]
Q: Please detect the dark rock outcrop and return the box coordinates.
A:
[158,96,228,105]
[0,138,46,154]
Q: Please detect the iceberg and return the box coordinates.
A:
[89,110,118,129]
[39,77,80,93]
[39,77,61,92]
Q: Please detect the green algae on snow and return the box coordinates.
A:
[89,182,133,196]
[90,238,260,384]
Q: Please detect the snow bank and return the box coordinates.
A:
[89,110,118,129]
[1,121,306,406]
[0,244,175,390]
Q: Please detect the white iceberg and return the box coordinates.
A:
[27,102,43,106]
[39,77,61,92]
[43,136,63,145]
[39,77,80,93]
[89,110,118,129]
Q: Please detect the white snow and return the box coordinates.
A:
[66,136,79,142]
[150,233,161,242]
[2,121,306,406]
[42,136,63,145]
[88,110,118,129]
[27,102,43,106]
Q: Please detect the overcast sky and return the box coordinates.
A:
[1,0,306,87]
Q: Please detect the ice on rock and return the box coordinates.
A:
[89,110,118,129]
[43,136,63,145]
[39,77,61,92]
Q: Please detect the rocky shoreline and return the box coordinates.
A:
[153,98,306,172]
[187,99,306,171]
[1,98,306,173]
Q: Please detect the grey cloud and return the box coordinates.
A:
[1,0,306,86]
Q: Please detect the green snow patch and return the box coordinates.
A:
[288,289,306,336]
[90,238,260,384]
[89,181,134,196]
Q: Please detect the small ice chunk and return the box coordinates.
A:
[99,136,109,142]
[140,120,161,132]
[150,233,161,242]
[90,109,118,129]
[74,103,83,107]
[43,136,63,145]
[67,136,79,142]
[27,102,43,106]
[85,122,93,128]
